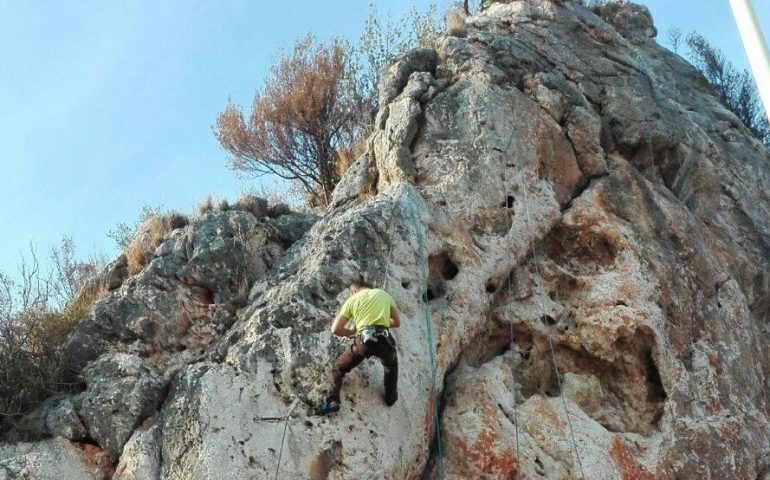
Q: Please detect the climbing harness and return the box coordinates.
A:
[273,197,401,480]
[519,169,586,479]
[407,193,446,480]
[360,326,379,345]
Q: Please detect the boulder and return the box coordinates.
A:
[79,354,166,462]
[60,210,316,376]
[2,396,87,442]
[0,438,108,480]
[113,421,162,480]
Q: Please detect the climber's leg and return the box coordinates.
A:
[325,338,366,404]
[375,337,398,406]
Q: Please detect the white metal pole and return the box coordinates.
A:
[728,0,770,122]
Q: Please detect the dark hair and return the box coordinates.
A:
[350,280,372,290]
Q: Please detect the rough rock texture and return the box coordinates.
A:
[3,396,88,443]
[0,438,110,480]
[113,422,162,480]
[79,353,166,462]
[3,0,770,478]
[61,208,316,376]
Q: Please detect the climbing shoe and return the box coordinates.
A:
[384,393,398,407]
[314,400,340,416]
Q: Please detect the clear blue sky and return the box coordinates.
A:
[1,0,768,276]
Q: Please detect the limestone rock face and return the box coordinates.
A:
[3,396,88,443]
[79,353,166,462]
[61,208,316,376]
[0,438,110,480]
[113,422,162,480]
[3,0,770,479]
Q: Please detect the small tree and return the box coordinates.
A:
[686,32,769,145]
[215,5,443,207]
[666,27,683,53]
[0,239,105,422]
[216,35,362,206]
[49,236,102,308]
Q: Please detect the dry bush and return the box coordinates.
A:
[0,312,63,421]
[334,136,367,180]
[125,217,163,275]
[125,212,189,276]
[335,151,356,179]
[196,195,215,217]
[165,211,189,230]
[49,237,103,307]
[238,182,303,214]
[0,300,100,424]
[0,242,105,424]
[108,206,164,250]
[446,10,467,37]
[235,194,268,218]
[215,34,362,207]
[218,198,231,211]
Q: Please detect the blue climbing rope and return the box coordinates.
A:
[407,193,445,479]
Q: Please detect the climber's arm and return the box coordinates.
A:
[331,314,356,337]
[389,305,401,329]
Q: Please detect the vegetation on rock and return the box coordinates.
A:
[0,239,105,424]
[214,4,442,207]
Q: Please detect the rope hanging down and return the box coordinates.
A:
[519,169,585,479]
[499,129,523,469]
[641,65,709,417]
[273,351,335,480]
[408,195,446,480]
[273,198,401,480]
[505,271,522,468]
[379,199,409,477]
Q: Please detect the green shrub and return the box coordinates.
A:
[685,32,769,145]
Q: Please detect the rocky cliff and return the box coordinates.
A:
[2,0,770,478]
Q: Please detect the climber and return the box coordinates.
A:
[314,282,400,415]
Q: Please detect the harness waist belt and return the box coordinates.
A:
[358,325,390,345]
[358,325,389,333]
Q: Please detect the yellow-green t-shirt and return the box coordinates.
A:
[339,288,395,332]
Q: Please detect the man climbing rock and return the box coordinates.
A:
[315,282,400,415]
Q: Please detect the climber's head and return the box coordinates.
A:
[349,281,371,295]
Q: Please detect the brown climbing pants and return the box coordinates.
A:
[326,334,398,405]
